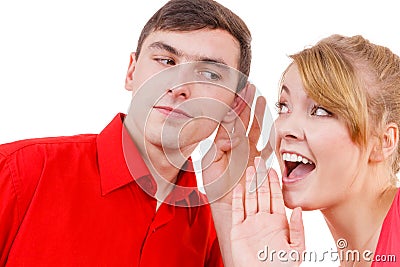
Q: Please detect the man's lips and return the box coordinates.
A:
[153,106,193,118]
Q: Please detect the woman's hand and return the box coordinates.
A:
[201,83,272,267]
[202,83,271,204]
[231,157,305,267]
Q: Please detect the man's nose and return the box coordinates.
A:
[168,84,191,99]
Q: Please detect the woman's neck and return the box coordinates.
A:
[321,171,397,266]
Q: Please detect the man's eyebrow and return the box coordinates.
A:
[148,41,229,67]
[194,57,228,67]
[148,41,184,57]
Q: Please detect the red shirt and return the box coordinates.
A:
[372,189,400,266]
[0,114,223,267]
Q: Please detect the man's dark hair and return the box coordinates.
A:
[135,0,252,77]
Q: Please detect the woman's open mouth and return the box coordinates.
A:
[282,152,315,183]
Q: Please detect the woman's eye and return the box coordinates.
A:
[156,58,175,66]
[275,102,289,114]
[311,106,332,117]
[199,70,221,81]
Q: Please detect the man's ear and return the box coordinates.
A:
[370,123,399,162]
[222,83,255,123]
[125,52,136,91]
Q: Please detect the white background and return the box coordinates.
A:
[1,0,399,265]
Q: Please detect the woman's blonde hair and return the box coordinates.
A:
[290,34,400,175]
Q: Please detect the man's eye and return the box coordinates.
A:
[198,70,221,81]
[156,58,175,66]
[275,102,289,114]
[311,106,332,117]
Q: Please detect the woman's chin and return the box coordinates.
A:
[283,194,317,211]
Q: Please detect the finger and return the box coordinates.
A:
[268,168,285,215]
[245,166,257,216]
[255,157,270,213]
[260,140,273,160]
[248,96,266,145]
[261,124,276,161]
[289,207,305,253]
[238,83,256,120]
[233,83,256,136]
[232,184,244,226]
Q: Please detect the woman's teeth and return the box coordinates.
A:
[282,152,313,165]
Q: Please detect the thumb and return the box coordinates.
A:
[289,207,305,253]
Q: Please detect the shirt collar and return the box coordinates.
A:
[165,162,208,207]
[97,113,148,196]
[96,113,206,209]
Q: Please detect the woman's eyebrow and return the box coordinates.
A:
[281,85,290,95]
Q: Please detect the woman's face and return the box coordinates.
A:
[274,64,367,210]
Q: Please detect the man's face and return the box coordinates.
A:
[125,29,242,154]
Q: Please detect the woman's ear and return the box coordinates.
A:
[125,52,137,91]
[370,123,399,162]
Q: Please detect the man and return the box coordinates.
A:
[0,0,257,266]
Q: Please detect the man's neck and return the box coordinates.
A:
[123,117,197,206]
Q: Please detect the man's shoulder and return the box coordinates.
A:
[0,134,98,159]
[0,134,100,199]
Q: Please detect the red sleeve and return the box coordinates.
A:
[0,153,21,265]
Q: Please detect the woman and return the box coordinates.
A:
[231,35,400,266]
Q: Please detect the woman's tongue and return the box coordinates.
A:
[288,163,315,179]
